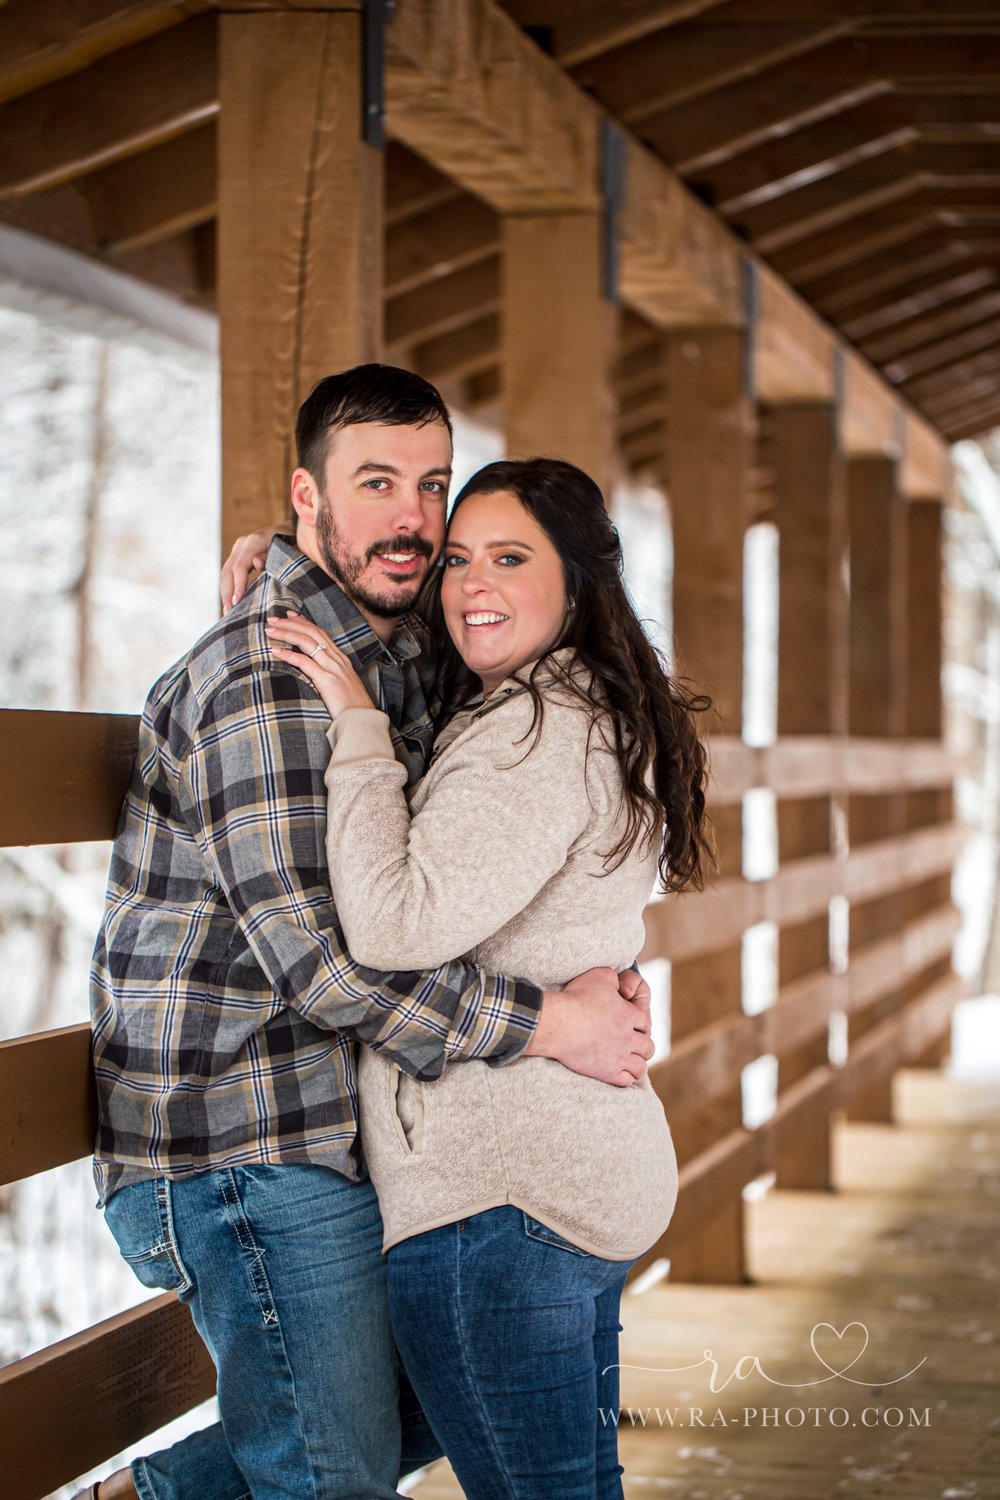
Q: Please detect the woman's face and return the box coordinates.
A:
[441,488,569,695]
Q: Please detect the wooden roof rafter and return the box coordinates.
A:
[0,0,986,456]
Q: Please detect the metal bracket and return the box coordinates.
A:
[741,257,759,401]
[362,0,395,149]
[600,119,627,305]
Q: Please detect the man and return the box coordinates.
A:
[82,364,653,1500]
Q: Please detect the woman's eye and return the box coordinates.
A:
[443,554,465,568]
[497,553,525,567]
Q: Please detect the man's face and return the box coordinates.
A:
[302,419,452,620]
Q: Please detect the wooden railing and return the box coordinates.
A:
[0,707,964,1496]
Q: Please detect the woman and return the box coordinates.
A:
[265,457,713,1498]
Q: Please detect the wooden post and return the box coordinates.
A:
[773,403,847,1189]
[665,328,752,1284]
[846,456,908,1120]
[218,10,384,552]
[502,213,616,497]
[905,499,953,1068]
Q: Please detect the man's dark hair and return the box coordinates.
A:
[295,363,453,483]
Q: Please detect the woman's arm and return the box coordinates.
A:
[323,695,595,969]
[263,612,597,970]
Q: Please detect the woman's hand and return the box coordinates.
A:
[266,613,377,717]
[221,523,284,613]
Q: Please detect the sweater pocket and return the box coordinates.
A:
[388,1067,425,1155]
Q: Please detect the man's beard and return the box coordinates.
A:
[315,499,434,620]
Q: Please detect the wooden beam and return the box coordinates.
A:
[384,194,498,298]
[774,405,848,744]
[0,15,217,199]
[717,126,916,217]
[385,139,461,225]
[841,348,900,457]
[618,383,669,435]
[754,262,837,401]
[0,1295,215,1500]
[508,0,732,69]
[846,455,908,1121]
[937,384,1000,429]
[0,1026,94,1186]
[0,0,195,107]
[462,365,501,412]
[572,16,853,125]
[664,326,753,1284]
[774,201,994,283]
[771,400,847,1189]
[649,36,1000,177]
[945,403,1000,440]
[859,287,1000,362]
[838,260,999,337]
[218,10,383,552]
[886,312,1000,383]
[905,344,1000,403]
[638,823,963,966]
[503,212,616,494]
[902,411,953,502]
[79,122,216,255]
[0,186,216,305]
[385,255,500,348]
[386,0,601,213]
[650,69,894,175]
[702,96,1000,213]
[924,372,1000,421]
[808,235,1000,310]
[385,0,743,328]
[411,312,500,385]
[0,709,138,846]
[907,500,944,741]
[738,148,1000,251]
[619,141,744,327]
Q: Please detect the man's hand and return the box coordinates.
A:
[524,967,655,1087]
[220,523,283,614]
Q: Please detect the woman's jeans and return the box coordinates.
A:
[387,1205,631,1500]
[103,1164,441,1500]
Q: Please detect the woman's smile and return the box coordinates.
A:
[441,489,568,694]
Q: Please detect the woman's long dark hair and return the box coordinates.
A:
[420,457,716,894]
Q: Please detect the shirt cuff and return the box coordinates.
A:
[326,707,396,766]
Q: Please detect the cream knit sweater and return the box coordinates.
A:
[323,653,678,1259]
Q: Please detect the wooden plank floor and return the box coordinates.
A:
[408,1068,1000,1499]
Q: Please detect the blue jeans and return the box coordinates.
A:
[104,1165,442,1500]
[386,1206,631,1500]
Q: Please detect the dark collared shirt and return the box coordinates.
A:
[91,536,542,1205]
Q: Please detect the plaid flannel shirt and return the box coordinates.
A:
[91,536,542,1205]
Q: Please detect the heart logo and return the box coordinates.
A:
[810,1321,869,1378]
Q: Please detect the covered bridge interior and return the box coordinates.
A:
[0,0,993,1494]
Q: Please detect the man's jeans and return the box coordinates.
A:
[104,1164,441,1500]
[387,1205,631,1499]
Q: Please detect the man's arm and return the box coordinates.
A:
[179,670,541,1078]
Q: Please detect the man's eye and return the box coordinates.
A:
[421,481,447,496]
[364,478,388,492]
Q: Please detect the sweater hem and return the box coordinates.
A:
[381,1192,647,1262]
